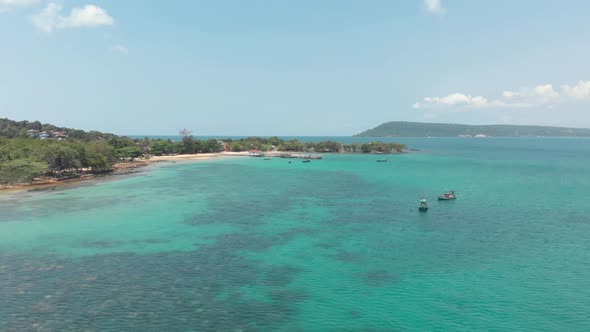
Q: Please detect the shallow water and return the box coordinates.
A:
[1,138,589,331]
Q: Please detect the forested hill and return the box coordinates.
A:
[0,118,117,140]
[0,118,143,185]
[354,121,590,137]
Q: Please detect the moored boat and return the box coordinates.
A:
[438,191,457,200]
[418,198,428,212]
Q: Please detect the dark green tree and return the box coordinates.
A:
[0,159,48,184]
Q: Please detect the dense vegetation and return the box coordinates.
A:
[147,136,406,155]
[0,137,137,185]
[148,137,222,156]
[355,121,590,137]
[0,118,118,141]
[0,119,406,185]
[0,119,146,184]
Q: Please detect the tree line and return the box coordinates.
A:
[221,137,406,154]
[0,119,406,185]
[0,118,118,141]
[146,136,406,155]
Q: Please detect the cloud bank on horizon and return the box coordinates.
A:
[414,80,590,110]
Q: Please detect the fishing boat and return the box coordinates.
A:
[438,191,456,200]
[418,198,428,212]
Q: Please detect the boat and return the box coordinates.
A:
[263,158,271,160]
[302,159,311,163]
[280,154,323,160]
[376,159,388,162]
[418,198,428,212]
[438,191,457,200]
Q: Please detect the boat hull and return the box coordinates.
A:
[438,196,456,200]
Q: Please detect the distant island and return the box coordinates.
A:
[354,121,590,137]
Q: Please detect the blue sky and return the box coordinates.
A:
[1,0,590,135]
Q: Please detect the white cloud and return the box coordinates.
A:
[31,2,114,32]
[0,0,38,12]
[535,84,559,99]
[415,80,590,110]
[0,0,36,4]
[110,44,129,54]
[414,93,493,109]
[0,0,37,6]
[30,2,61,32]
[502,90,520,99]
[502,84,559,102]
[428,93,489,107]
[562,80,590,99]
[424,0,445,15]
[61,4,114,28]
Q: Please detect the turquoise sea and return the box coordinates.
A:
[1,138,589,331]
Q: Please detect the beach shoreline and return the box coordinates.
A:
[0,150,404,194]
[0,152,236,194]
[0,151,293,194]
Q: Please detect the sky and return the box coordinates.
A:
[1,0,590,136]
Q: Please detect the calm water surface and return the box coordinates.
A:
[1,138,589,331]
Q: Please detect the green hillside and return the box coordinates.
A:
[0,118,117,140]
[354,121,590,137]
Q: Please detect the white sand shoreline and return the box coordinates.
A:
[0,152,252,194]
[0,150,383,194]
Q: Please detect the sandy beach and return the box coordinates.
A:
[0,151,331,194]
[0,152,252,194]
